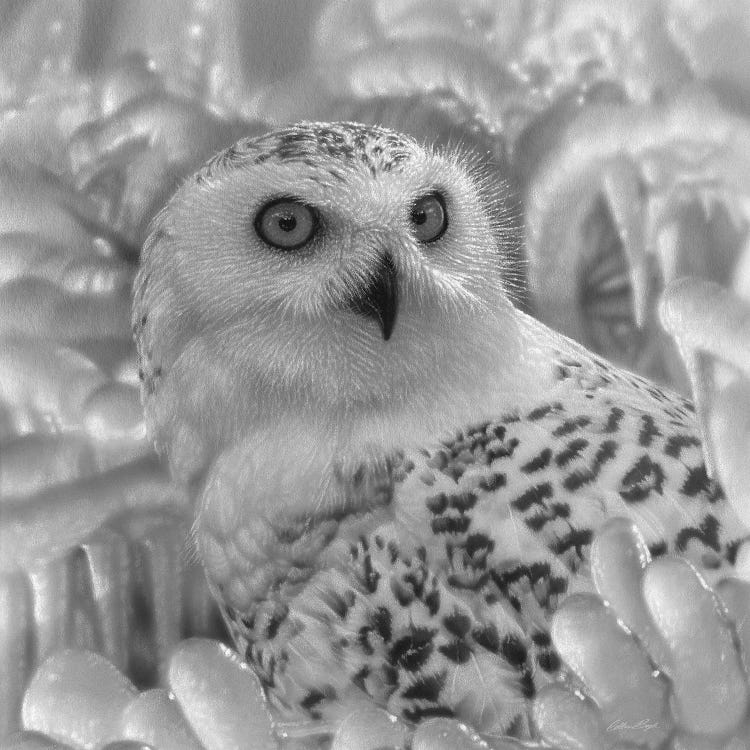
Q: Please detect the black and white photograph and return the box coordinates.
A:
[2,2,750,748]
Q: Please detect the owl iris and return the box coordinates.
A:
[254,197,317,250]
[410,191,447,243]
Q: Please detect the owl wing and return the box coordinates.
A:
[220,334,748,735]
[395,344,744,585]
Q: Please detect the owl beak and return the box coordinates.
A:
[348,252,399,341]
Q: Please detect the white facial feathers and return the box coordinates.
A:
[133,122,525,472]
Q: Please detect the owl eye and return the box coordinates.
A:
[254,198,318,250]
[410,192,448,243]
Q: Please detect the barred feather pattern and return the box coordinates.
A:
[218,349,746,738]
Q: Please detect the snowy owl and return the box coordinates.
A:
[133,122,746,737]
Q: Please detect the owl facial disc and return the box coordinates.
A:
[347,252,399,340]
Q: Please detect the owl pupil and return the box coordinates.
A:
[412,209,427,225]
[278,215,297,232]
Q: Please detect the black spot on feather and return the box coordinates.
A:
[681,464,712,498]
[639,415,661,446]
[549,528,593,557]
[300,689,326,710]
[675,514,721,553]
[664,433,701,458]
[593,439,618,469]
[426,493,448,514]
[522,448,552,473]
[511,482,553,512]
[603,407,625,433]
[552,416,591,437]
[478,472,506,492]
[620,455,665,502]
[438,639,472,664]
[563,467,596,491]
[424,589,441,616]
[537,650,561,672]
[527,404,552,420]
[389,627,437,672]
[401,671,447,702]
[500,634,527,668]
[443,609,472,638]
[648,541,668,558]
[449,491,478,513]
[472,623,500,654]
[555,438,588,467]
[431,516,471,535]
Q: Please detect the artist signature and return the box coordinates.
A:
[607,718,660,732]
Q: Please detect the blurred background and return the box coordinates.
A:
[3,0,750,746]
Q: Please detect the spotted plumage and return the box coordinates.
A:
[133,121,747,741]
[216,346,744,737]
[198,122,413,185]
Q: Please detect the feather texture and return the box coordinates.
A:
[133,122,748,739]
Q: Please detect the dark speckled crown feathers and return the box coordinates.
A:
[198,121,416,183]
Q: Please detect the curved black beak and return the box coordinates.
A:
[348,252,399,341]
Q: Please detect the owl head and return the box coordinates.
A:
[133,122,521,467]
